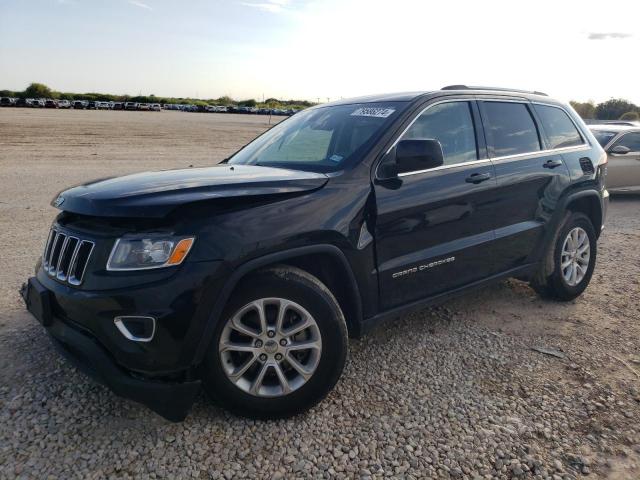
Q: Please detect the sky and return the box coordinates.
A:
[0,0,639,104]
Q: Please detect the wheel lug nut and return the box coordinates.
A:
[279,339,287,346]
[267,330,275,338]
[259,353,267,361]
[255,340,263,348]
[275,353,283,361]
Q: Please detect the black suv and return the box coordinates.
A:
[23,86,609,421]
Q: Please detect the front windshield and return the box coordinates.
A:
[229,102,406,172]
[592,130,618,147]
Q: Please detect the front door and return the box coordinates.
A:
[374,100,499,310]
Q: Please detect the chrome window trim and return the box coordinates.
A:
[397,158,492,177]
[490,144,591,163]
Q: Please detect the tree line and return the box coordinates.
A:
[0,83,316,110]
[570,99,639,121]
[3,83,639,121]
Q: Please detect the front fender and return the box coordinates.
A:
[192,244,363,365]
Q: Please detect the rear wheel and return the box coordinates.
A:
[202,266,348,419]
[531,212,597,301]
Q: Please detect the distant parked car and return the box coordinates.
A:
[0,97,16,107]
[112,102,124,110]
[87,101,98,109]
[590,124,640,193]
[125,102,138,111]
[57,99,71,109]
[30,99,45,108]
[137,103,150,111]
[95,101,111,110]
[44,99,58,108]
[72,100,88,109]
[150,103,161,112]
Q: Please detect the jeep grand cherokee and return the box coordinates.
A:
[23,86,609,421]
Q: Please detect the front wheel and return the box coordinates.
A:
[202,266,348,419]
[531,212,597,301]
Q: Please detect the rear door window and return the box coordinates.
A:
[533,104,584,149]
[481,102,541,157]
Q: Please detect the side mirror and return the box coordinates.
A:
[395,139,444,175]
[609,145,631,155]
[376,139,445,181]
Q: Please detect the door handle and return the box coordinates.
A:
[543,159,563,169]
[465,172,491,184]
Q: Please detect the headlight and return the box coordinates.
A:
[107,236,195,271]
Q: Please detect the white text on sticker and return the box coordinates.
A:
[351,107,395,118]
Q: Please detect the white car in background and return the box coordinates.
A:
[150,103,161,111]
[590,124,640,193]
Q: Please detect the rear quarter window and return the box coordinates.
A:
[533,104,584,149]
[481,102,541,157]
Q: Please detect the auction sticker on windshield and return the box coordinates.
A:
[351,107,395,118]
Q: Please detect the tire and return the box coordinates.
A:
[531,212,597,301]
[201,266,348,419]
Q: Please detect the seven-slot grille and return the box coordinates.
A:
[43,227,95,286]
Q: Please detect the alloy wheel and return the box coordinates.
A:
[219,298,322,397]
[560,227,590,287]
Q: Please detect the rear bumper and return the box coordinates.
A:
[22,277,201,421]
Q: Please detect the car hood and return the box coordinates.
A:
[53,164,329,218]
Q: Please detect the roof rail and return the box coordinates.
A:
[441,85,548,96]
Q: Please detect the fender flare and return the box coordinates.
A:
[559,189,603,230]
[535,188,603,279]
[193,244,363,365]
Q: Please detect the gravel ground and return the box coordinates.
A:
[1,108,639,479]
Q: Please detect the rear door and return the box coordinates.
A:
[605,131,640,190]
[477,99,573,274]
[374,99,499,310]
